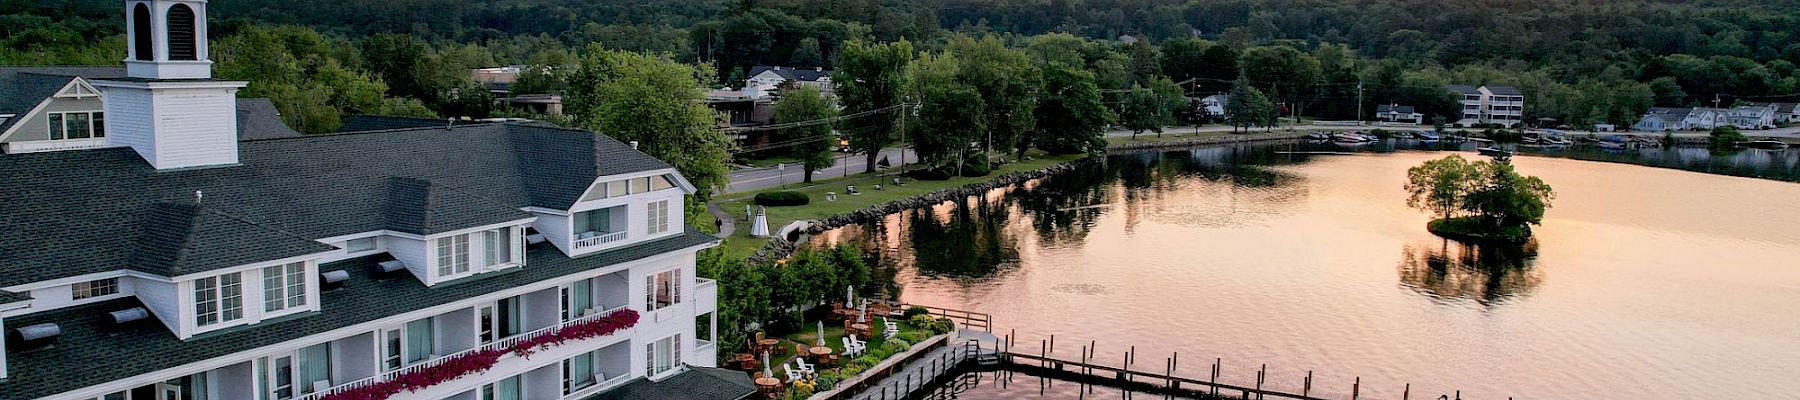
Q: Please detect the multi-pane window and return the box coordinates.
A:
[263,262,307,312]
[582,174,679,201]
[435,234,471,277]
[483,228,512,267]
[645,269,681,311]
[646,200,669,235]
[644,334,681,377]
[47,111,104,140]
[482,375,522,400]
[195,272,243,326]
[72,277,119,299]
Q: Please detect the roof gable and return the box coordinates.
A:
[125,201,337,277]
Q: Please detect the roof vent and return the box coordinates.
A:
[629,141,639,149]
[373,260,407,276]
[321,270,351,290]
[525,233,547,245]
[10,323,61,348]
[107,307,151,329]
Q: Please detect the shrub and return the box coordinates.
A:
[814,375,840,391]
[906,167,953,181]
[903,306,930,318]
[896,331,927,343]
[755,191,810,206]
[909,314,954,335]
[885,337,911,349]
[958,155,992,177]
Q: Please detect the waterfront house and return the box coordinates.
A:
[0,2,740,399]
[1728,104,1779,130]
[1375,104,1423,124]
[745,66,833,97]
[1633,107,1688,132]
[1449,84,1525,128]
[1199,94,1228,117]
[1773,103,1800,124]
[1689,108,1731,130]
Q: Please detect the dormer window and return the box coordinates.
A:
[581,174,679,202]
[194,272,244,327]
[262,262,306,313]
[431,227,522,282]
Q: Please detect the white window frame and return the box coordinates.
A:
[644,268,681,312]
[46,110,104,140]
[262,262,307,313]
[435,234,472,279]
[72,277,120,300]
[194,272,244,327]
[646,200,670,235]
[644,333,682,378]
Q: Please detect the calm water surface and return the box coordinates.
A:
[815,143,1800,399]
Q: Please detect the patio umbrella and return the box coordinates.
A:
[816,321,826,347]
[762,351,773,379]
[846,286,855,309]
[857,303,867,323]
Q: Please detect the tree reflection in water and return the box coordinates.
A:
[1397,239,1545,305]
[907,193,1022,282]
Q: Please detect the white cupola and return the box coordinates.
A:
[91,0,247,170]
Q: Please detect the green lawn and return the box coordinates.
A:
[714,153,1085,260]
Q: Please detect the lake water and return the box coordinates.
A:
[814,142,1800,399]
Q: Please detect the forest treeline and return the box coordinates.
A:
[5,0,1800,130]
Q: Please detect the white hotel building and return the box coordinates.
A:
[0,1,748,399]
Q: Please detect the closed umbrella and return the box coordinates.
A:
[816,321,826,347]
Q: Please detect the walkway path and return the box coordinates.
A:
[706,202,735,238]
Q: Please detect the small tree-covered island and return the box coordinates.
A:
[1405,155,1556,243]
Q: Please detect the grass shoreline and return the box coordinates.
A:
[1426,217,1532,244]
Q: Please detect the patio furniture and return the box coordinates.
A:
[756,338,780,355]
[841,337,863,357]
[754,376,783,399]
[881,317,899,339]
[809,345,833,362]
[793,357,815,375]
[847,322,871,338]
[782,364,803,382]
[848,334,868,353]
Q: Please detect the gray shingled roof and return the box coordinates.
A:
[0,122,674,286]
[235,98,303,140]
[125,201,339,277]
[0,230,720,399]
[336,114,474,132]
[585,367,757,400]
[1446,84,1479,95]
[1485,85,1523,96]
[748,66,831,82]
[382,177,535,235]
[0,289,28,305]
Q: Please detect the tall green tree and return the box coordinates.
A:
[1404,155,1482,219]
[835,40,914,173]
[772,85,838,183]
[905,52,985,167]
[1224,78,1277,132]
[215,26,433,133]
[1159,38,1213,84]
[945,34,1040,159]
[1240,45,1321,123]
[1118,85,1170,139]
[362,33,438,103]
[566,45,733,199]
[1032,62,1111,155]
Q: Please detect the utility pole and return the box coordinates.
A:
[1356,83,1364,126]
[897,103,907,171]
[1713,94,1722,109]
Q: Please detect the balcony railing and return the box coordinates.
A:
[574,231,628,249]
[298,305,632,400]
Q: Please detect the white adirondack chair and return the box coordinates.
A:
[881,317,900,339]
[841,336,863,357]
[783,364,803,382]
[793,357,815,374]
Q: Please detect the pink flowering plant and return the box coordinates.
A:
[321,308,638,400]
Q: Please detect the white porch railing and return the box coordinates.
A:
[298,305,632,400]
[574,231,628,248]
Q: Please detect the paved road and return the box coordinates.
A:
[727,148,916,193]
